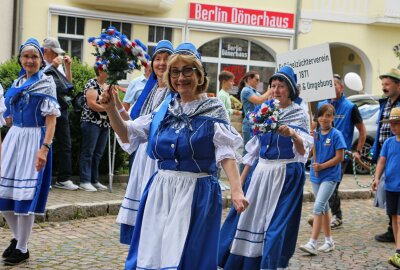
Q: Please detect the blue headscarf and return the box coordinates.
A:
[17,38,46,69]
[4,38,56,117]
[173,42,201,60]
[269,65,298,101]
[130,40,174,120]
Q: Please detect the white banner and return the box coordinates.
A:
[276,43,335,102]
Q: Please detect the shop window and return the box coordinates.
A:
[148,26,173,56]
[221,38,248,60]
[203,62,218,94]
[101,20,132,39]
[221,64,247,94]
[249,66,276,93]
[198,39,219,58]
[250,43,274,62]
[199,38,276,94]
[58,16,85,60]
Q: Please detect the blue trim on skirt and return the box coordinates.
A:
[125,173,222,270]
[218,161,305,270]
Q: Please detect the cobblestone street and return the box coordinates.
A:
[0,199,395,269]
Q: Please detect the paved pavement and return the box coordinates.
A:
[0,199,394,269]
[0,172,375,226]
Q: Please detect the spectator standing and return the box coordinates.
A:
[217,70,241,118]
[79,66,110,192]
[372,107,400,268]
[122,64,152,111]
[372,68,400,243]
[313,74,366,229]
[42,37,78,190]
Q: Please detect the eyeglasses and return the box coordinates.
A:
[170,67,197,78]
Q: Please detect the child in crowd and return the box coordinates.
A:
[217,70,241,118]
[372,107,400,268]
[300,103,346,255]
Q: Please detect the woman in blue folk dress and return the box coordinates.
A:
[101,42,248,270]
[116,40,174,245]
[0,38,59,266]
[218,65,313,270]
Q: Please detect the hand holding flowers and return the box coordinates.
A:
[248,99,280,136]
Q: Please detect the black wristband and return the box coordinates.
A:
[42,143,51,150]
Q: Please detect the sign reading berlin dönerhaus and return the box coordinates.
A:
[276,43,335,102]
[189,3,294,29]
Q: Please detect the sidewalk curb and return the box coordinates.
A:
[0,189,374,227]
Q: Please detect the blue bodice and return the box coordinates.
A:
[259,131,295,160]
[10,94,46,127]
[151,115,219,174]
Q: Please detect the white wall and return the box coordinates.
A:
[0,0,14,64]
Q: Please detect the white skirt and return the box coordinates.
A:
[231,159,291,257]
[0,126,41,201]
[116,142,157,226]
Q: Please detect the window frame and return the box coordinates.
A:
[58,15,86,60]
[101,20,132,39]
[199,38,276,93]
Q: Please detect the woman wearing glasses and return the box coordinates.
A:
[101,42,248,270]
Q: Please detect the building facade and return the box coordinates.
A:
[2,0,400,95]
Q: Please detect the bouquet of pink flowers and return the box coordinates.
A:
[248,99,280,136]
[88,26,150,84]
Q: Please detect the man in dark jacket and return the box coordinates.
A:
[43,37,78,190]
[372,68,400,243]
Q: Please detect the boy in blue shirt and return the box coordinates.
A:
[373,107,400,268]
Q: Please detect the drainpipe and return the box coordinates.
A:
[17,0,23,52]
[293,0,302,50]
[11,0,18,56]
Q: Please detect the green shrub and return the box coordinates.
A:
[0,57,20,89]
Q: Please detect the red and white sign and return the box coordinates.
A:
[189,3,294,29]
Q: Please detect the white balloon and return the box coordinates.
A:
[344,72,363,91]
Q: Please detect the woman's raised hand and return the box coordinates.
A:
[99,85,116,111]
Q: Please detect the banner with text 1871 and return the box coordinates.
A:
[276,43,335,102]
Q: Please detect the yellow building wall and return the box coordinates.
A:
[18,0,399,93]
[298,20,399,94]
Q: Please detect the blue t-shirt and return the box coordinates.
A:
[380,136,400,192]
[241,86,260,124]
[123,75,148,105]
[310,128,347,184]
